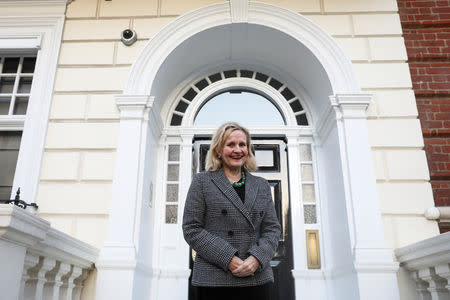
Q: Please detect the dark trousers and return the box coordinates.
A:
[197,283,272,300]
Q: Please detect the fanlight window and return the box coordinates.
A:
[194,91,285,126]
[170,70,309,126]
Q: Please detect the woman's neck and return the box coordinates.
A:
[223,166,242,182]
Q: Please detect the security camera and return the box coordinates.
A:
[121,29,137,46]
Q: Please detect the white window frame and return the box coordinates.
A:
[0,0,68,203]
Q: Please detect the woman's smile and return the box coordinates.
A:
[220,130,249,171]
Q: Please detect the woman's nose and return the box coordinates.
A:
[233,145,244,152]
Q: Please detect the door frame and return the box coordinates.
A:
[188,136,296,299]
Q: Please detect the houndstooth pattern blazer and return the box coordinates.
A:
[182,169,281,287]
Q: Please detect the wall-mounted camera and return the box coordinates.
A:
[121,29,137,46]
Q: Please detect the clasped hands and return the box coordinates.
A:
[228,255,259,277]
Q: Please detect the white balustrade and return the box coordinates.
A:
[396,231,450,300]
[0,205,98,300]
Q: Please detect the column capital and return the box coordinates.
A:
[115,95,154,120]
[330,93,372,119]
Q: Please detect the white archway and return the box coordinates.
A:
[95,2,400,300]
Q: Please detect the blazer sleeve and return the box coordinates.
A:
[182,173,238,272]
[247,179,281,270]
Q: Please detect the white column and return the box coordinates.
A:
[96,95,156,300]
[330,94,400,300]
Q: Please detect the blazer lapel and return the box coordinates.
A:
[244,171,258,212]
[209,169,255,230]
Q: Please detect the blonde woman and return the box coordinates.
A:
[183,122,281,300]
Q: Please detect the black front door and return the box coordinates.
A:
[189,138,295,300]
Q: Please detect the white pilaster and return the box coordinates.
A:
[330,94,400,300]
[96,95,155,300]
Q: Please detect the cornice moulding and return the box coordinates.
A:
[0,1,68,17]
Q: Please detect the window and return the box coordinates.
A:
[0,56,36,116]
[194,91,285,126]
[0,55,36,200]
[170,70,309,126]
[0,3,66,202]
[0,132,21,199]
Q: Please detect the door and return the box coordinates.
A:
[188,137,295,300]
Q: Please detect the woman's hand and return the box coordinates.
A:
[228,256,244,272]
[231,255,260,277]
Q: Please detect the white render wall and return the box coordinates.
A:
[38,0,438,298]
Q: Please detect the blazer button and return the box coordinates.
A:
[221,209,227,215]
[228,230,234,237]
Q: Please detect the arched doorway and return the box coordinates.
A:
[96,2,400,300]
[157,68,315,300]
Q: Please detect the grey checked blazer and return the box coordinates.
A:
[182,169,281,287]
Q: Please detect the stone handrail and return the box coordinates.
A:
[0,204,99,300]
[395,231,450,300]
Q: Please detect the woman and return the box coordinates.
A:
[183,122,281,300]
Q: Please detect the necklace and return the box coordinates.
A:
[230,171,245,188]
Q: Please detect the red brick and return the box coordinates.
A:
[411,1,436,8]
[399,0,450,218]
[427,68,450,75]
[420,40,446,47]
[432,7,450,14]
[429,82,450,89]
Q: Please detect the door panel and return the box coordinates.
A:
[189,138,295,300]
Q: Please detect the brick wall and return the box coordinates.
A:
[398,0,450,232]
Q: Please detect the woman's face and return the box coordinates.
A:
[220,130,249,171]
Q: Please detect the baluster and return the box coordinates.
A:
[418,267,448,300]
[43,262,71,300]
[72,269,89,300]
[412,271,432,300]
[25,256,56,300]
[434,264,450,295]
[60,266,82,300]
[19,253,40,300]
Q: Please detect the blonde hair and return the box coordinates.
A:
[205,122,258,172]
